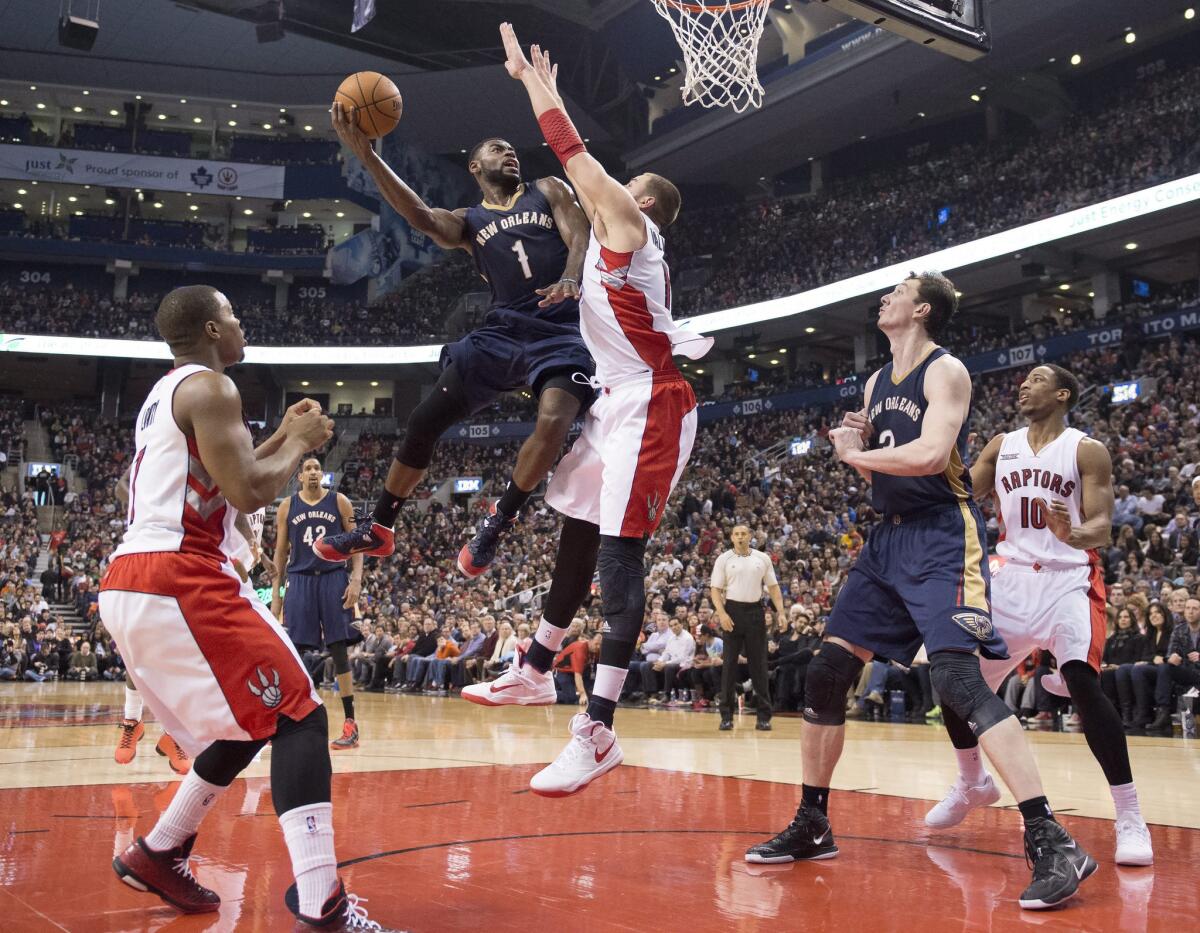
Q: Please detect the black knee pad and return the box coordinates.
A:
[928,650,1012,738]
[193,737,268,786]
[328,640,350,675]
[801,642,864,726]
[597,535,646,644]
[271,705,332,814]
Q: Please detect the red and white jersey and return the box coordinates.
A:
[994,426,1097,567]
[224,506,266,570]
[113,364,239,562]
[581,216,712,384]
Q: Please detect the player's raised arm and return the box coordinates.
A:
[534,176,589,307]
[330,100,469,252]
[834,354,971,477]
[500,23,646,251]
[1042,438,1114,550]
[175,372,332,513]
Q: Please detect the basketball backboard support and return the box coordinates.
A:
[816,0,991,61]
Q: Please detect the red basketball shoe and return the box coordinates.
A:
[113,834,220,914]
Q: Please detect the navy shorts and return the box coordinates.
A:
[441,306,595,414]
[825,501,1007,666]
[283,571,356,650]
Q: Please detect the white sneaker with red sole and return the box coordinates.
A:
[461,649,555,707]
[530,713,623,798]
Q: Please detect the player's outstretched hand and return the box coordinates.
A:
[530,45,565,109]
[287,408,334,452]
[500,23,533,80]
[1041,498,1074,544]
[536,278,580,307]
[841,409,873,443]
[330,100,373,162]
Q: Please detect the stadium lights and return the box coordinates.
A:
[770,358,780,365]
[67,196,77,202]
[1058,283,1070,290]
[104,198,114,205]
[157,113,167,120]
[35,103,45,110]
[336,211,345,218]
[0,100,8,106]
[300,381,309,387]
[263,123,272,129]
[370,381,379,387]
[747,353,756,359]
[11,202,21,209]
[1088,291,1096,298]
[109,109,118,116]
[1070,53,1082,66]
[970,94,981,102]
[29,85,36,90]
[804,326,816,334]
[180,98,187,103]
[279,107,286,113]
[17,188,26,195]
[72,105,83,113]
[779,348,788,353]
[193,116,202,124]
[695,368,705,374]
[188,204,198,211]
[230,103,237,108]
[153,202,163,208]
[1187,9,1196,21]
[82,90,89,95]
[243,208,253,215]
[302,211,312,218]
[1125,31,1136,44]
[1125,242,1138,250]
[228,120,237,126]
[304,125,313,131]
[135,94,142,100]
[335,380,344,386]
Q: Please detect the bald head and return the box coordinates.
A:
[155,286,229,352]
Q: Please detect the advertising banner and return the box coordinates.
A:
[0,144,286,199]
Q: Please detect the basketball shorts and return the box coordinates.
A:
[825,501,1007,666]
[545,372,697,538]
[99,552,320,757]
[283,570,356,650]
[441,306,595,413]
[979,556,1106,691]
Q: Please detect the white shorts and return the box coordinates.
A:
[546,373,697,537]
[980,556,1107,692]
[100,551,320,757]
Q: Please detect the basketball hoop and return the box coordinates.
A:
[650,0,772,112]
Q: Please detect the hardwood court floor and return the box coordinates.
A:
[2,682,1198,931]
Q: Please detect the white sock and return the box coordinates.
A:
[592,664,629,705]
[124,686,144,722]
[145,771,227,851]
[1110,782,1141,821]
[533,617,569,654]
[955,747,987,785]
[280,802,338,918]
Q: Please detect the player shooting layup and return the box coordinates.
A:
[925,363,1153,866]
[459,24,712,798]
[746,276,1096,911]
[316,100,594,579]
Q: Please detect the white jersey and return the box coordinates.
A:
[994,426,1096,567]
[581,216,712,384]
[113,364,239,562]
[224,506,266,570]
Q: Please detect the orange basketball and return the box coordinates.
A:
[334,71,402,139]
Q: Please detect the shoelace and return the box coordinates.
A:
[344,894,383,931]
[118,727,137,748]
[172,856,200,886]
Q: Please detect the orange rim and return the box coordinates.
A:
[659,0,770,12]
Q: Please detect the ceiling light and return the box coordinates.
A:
[1125,242,1138,250]
[67,195,78,202]
[304,124,313,131]
[335,211,344,218]
[230,103,237,109]
[1088,291,1095,298]
[779,348,788,353]
[35,102,46,110]
[29,85,36,91]
[179,98,187,103]
[1070,53,1082,66]
[370,381,379,387]
[157,113,167,120]
[72,106,83,113]
[154,201,164,208]
[669,66,677,73]
[335,380,344,387]
[0,100,8,106]
[263,123,272,129]
[17,188,26,195]
[104,198,114,205]
[694,368,704,375]
[654,75,661,81]
[804,326,815,334]
[279,107,287,113]
[109,109,119,116]
[193,116,203,124]
[189,204,198,211]
[917,111,926,118]
[1058,283,1070,290]
[235,196,241,200]
[769,358,780,365]
[82,90,89,96]
[1124,31,1136,44]
[747,353,756,360]
[1187,8,1196,21]
[11,202,21,209]
[243,208,253,215]
[302,211,312,218]
[228,120,237,126]
[1048,57,1056,63]
[74,210,83,216]
[300,380,309,387]
[970,93,981,102]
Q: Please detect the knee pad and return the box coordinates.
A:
[597,535,646,644]
[801,642,864,726]
[929,650,1012,738]
[328,640,350,675]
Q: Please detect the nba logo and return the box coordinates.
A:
[306,815,317,833]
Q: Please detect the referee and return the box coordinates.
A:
[711,525,785,732]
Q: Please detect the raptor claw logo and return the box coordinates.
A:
[246,666,282,708]
[952,611,994,641]
[646,490,663,525]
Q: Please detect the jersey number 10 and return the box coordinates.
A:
[1018,497,1047,530]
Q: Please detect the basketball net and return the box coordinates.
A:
[650,0,771,112]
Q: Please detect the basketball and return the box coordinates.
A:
[335,71,402,139]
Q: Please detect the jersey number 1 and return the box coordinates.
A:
[511,241,533,280]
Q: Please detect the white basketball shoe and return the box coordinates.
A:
[1114,815,1154,866]
[925,773,1002,829]
[461,649,555,707]
[530,713,624,797]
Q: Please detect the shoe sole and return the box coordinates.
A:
[112,858,220,914]
[530,750,624,798]
[924,782,1002,829]
[461,689,555,708]
[330,739,359,750]
[456,549,489,579]
[745,847,839,864]
[1018,856,1098,910]
[312,540,394,562]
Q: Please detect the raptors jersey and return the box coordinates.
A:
[225,506,266,571]
[994,426,1095,567]
[113,363,238,562]
[581,216,712,384]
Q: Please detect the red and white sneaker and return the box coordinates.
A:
[156,733,191,774]
[285,878,388,931]
[331,719,360,750]
[461,648,555,707]
[530,713,623,798]
[114,718,144,765]
[113,834,220,914]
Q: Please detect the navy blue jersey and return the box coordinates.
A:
[866,346,973,516]
[462,180,577,321]
[286,489,344,575]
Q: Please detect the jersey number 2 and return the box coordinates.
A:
[511,241,533,280]
[302,525,327,546]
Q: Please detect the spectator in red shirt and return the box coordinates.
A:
[553,621,590,706]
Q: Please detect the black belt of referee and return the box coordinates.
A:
[725,599,765,614]
[290,568,345,577]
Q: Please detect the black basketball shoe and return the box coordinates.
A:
[1018,817,1098,910]
[745,804,838,863]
